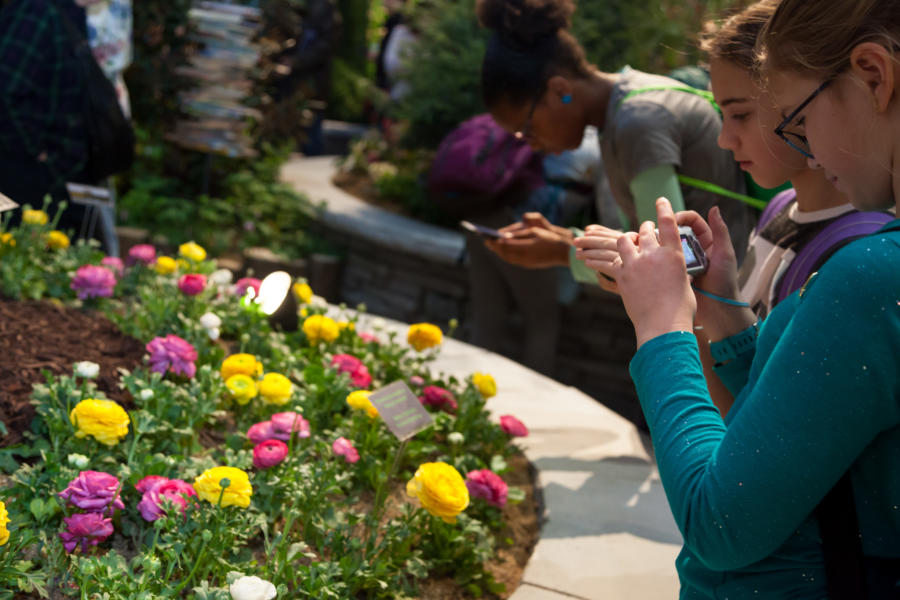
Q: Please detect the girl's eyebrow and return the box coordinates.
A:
[718,96,751,107]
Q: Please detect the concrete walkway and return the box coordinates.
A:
[291,156,683,599]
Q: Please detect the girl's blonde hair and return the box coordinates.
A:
[700,0,779,72]
[757,0,900,79]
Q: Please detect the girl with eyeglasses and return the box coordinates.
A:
[476,0,758,272]
[576,0,900,597]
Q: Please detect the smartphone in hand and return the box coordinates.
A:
[460,220,503,240]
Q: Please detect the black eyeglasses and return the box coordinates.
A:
[774,79,832,159]
[514,89,544,141]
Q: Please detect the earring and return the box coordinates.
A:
[562,94,572,104]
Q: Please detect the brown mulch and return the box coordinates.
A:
[0,297,146,446]
[0,297,541,598]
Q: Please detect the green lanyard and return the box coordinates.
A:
[617,86,770,210]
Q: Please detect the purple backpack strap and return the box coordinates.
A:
[757,188,796,232]
[775,210,895,303]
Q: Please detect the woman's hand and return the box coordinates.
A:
[611,198,696,348]
[676,207,754,339]
[573,225,626,294]
[484,212,574,269]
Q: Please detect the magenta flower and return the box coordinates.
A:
[177,273,207,296]
[332,437,359,464]
[127,244,156,266]
[247,420,277,444]
[58,471,124,513]
[419,385,457,412]
[234,277,262,298]
[59,512,114,553]
[331,354,372,388]
[135,475,169,495]
[70,265,117,300]
[146,334,197,378]
[137,478,196,521]
[270,411,311,441]
[253,439,289,469]
[499,415,529,437]
[100,256,124,276]
[466,469,508,508]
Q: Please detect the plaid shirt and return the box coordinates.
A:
[0,0,87,184]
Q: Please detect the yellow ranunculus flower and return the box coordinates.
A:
[346,390,378,418]
[178,241,207,262]
[225,374,257,405]
[407,323,443,352]
[259,373,292,405]
[22,209,48,226]
[221,353,262,380]
[292,281,313,304]
[69,398,131,446]
[406,462,469,523]
[46,230,70,250]
[0,500,8,546]
[302,315,339,344]
[193,466,252,508]
[337,320,355,332]
[155,256,177,275]
[0,233,15,247]
[472,372,497,399]
[300,307,309,318]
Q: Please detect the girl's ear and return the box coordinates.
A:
[546,75,574,106]
[848,42,896,113]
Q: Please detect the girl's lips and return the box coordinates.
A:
[738,161,754,170]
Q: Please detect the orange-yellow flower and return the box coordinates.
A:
[193,466,252,508]
[302,315,339,344]
[406,462,469,523]
[155,256,177,275]
[472,372,497,398]
[225,374,258,405]
[22,209,48,225]
[292,281,313,304]
[0,500,9,546]
[70,398,130,446]
[407,323,442,352]
[46,230,70,250]
[178,241,207,262]
[221,353,263,380]
[0,233,14,247]
[346,390,378,418]
[259,373,292,405]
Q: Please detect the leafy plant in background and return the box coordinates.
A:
[0,223,531,598]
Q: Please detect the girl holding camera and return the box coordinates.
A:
[584,0,900,597]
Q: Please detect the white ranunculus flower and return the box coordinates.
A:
[209,269,234,287]
[309,294,328,308]
[370,317,387,330]
[229,575,276,600]
[447,432,465,445]
[139,389,154,401]
[67,453,90,469]
[73,361,100,379]
[199,312,222,330]
[207,327,221,341]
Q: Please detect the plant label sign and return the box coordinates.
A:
[65,183,114,209]
[0,193,18,213]
[369,381,434,441]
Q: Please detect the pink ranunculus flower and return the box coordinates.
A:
[177,273,207,296]
[59,512,114,553]
[270,411,311,441]
[58,471,125,513]
[127,244,156,266]
[359,332,379,344]
[253,439,289,469]
[146,334,197,378]
[247,420,277,444]
[408,375,425,387]
[331,354,372,388]
[466,469,509,508]
[134,475,169,495]
[234,277,262,298]
[499,415,529,437]
[70,265,117,300]
[137,479,196,522]
[332,437,359,464]
[100,256,124,276]
[419,385,457,412]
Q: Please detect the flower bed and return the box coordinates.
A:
[0,207,538,598]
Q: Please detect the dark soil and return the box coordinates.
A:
[0,298,540,598]
[0,297,146,446]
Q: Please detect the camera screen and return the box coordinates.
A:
[681,237,700,267]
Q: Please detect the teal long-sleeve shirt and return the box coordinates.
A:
[629,221,900,599]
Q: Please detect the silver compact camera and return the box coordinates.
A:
[655,226,709,276]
